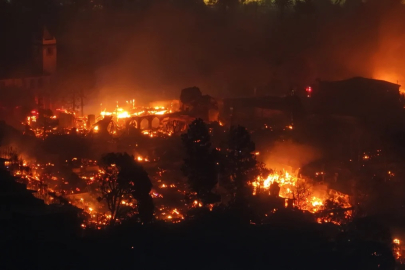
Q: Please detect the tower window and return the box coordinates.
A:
[47,47,53,56]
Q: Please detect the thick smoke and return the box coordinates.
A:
[59,4,277,113]
[260,140,321,172]
[371,3,405,85]
[90,5,274,105]
[58,1,405,114]
[312,1,405,85]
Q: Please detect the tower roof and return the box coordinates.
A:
[33,25,56,45]
[42,26,54,41]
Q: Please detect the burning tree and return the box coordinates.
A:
[317,198,350,224]
[98,152,153,225]
[182,118,218,204]
[222,125,258,204]
[292,180,312,210]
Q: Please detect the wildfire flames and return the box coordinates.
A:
[100,106,170,120]
[251,170,352,223]
[11,154,353,227]
[24,101,175,138]
[14,98,352,227]
[91,103,180,137]
[393,238,404,262]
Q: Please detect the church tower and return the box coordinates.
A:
[33,26,57,75]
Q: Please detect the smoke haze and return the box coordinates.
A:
[260,140,321,172]
[55,1,405,114]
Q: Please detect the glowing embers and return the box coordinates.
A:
[157,206,184,223]
[100,106,170,121]
[136,155,149,162]
[393,238,404,262]
[251,170,296,197]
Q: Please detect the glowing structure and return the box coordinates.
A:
[251,169,351,219]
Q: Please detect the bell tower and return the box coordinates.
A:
[33,26,57,75]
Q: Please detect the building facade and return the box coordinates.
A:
[0,26,57,110]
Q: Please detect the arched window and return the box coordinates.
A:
[140,118,149,130]
[151,117,160,129]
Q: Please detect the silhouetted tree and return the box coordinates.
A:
[217,0,240,13]
[98,152,153,225]
[343,0,364,10]
[250,161,271,195]
[137,194,155,224]
[224,125,257,204]
[274,0,293,20]
[182,118,218,204]
[318,198,349,224]
[294,0,315,15]
[292,180,311,209]
[332,0,344,5]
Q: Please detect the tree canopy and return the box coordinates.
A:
[221,125,258,204]
[182,118,218,204]
[98,152,154,225]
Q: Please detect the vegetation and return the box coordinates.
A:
[221,125,258,204]
[182,118,218,204]
[98,152,154,225]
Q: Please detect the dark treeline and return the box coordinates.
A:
[0,205,397,270]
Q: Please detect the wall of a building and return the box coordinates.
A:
[41,44,57,75]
